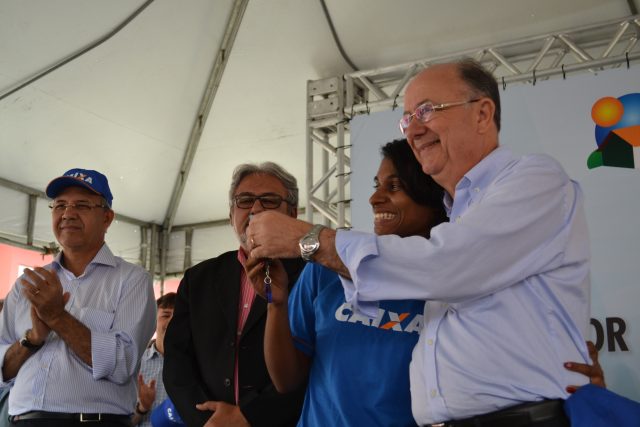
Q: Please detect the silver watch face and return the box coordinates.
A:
[299,225,323,260]
[300,235,319,252]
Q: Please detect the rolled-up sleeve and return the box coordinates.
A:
[0,279,21,385]
[90,268,156,383]
[336,231,380,318]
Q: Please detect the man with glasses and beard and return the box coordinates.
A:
[163,162,306,427]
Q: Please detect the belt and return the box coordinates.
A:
[10,411,131,425]
[426,399,568,427]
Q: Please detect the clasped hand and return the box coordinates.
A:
[20,267,70,342]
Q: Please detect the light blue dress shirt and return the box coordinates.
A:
[336,147,591,424]
[0,244,156,416]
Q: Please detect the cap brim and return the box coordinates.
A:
[45,177,103,199]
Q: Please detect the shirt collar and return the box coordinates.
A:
[52,243,117,272]
[444,146,513,216]
[463,145,512,190]
[143,341,162,361]
[237,246,248,266]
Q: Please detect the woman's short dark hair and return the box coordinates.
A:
[380,139,448,229]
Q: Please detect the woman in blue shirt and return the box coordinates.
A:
[247,138,446,427]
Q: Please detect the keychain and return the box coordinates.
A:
[264,260,273,303]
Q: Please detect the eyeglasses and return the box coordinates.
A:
[49,202,108,213]
[232,193,291,209]
[399,99,481,135]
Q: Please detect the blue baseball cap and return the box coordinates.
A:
[45,168,114,207]
[150,398,186,427]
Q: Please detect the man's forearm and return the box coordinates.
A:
[247,212,351,278]
[311,228,351,279]
[2,341,35,381]
[47,311,92,366]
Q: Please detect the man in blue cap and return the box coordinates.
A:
[0,168,156,427]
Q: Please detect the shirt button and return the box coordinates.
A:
[430,389,437,398]
[243,303,249,309]
[473,187,480,193]
[455,216,461,223]
[237,330,242,336]
[427,339,434,346]
[224,378,231,387]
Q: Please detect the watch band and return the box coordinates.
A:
[135,401,149,415]
[19,329,44,351]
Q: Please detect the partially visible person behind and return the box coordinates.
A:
[0,168,156,426]
[132,293,176,427]
[163,162,306,427]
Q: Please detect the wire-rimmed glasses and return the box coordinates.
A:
[48,202,108,213]
[399,99,481,135]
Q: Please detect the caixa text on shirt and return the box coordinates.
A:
[591,317,629,352]
[335,303,422,334]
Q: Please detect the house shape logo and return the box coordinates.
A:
[587,93,640,169]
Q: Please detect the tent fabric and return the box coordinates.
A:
[0,0,633,268]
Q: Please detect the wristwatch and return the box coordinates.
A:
[135,401,149,415]
[299,224,325,262]
[19,329,44,352]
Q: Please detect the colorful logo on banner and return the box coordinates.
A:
[587,93,640,169]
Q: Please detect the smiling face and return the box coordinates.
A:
[403,64,497,195]
[52,186,114,255]
[369,157,438,238]
[230,173,296,253]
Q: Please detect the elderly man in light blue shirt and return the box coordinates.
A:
[0,168,156,427]
[247,60,590,427]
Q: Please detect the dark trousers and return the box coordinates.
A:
[11,420,130,427]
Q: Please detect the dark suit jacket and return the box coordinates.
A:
[163,250,306,427]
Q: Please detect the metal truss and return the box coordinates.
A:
[306,14,640,228]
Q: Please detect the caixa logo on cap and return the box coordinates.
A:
[587,93,640,170]
[66,171,94,184]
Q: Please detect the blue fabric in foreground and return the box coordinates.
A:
[564,384,640,427]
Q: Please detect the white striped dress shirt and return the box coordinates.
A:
[0,244,156,416]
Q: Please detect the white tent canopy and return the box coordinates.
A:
[1,0,636,279]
